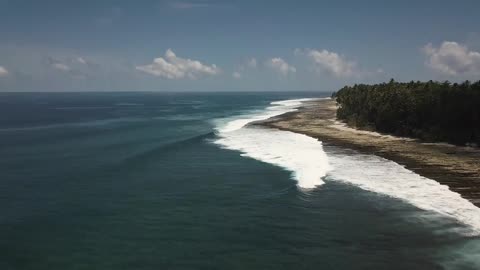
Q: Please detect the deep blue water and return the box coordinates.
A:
[0,92,479,270]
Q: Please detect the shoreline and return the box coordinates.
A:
[254,98,480,207]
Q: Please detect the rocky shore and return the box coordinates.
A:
[255,98,480,207]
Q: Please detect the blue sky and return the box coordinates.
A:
[0,0,479,91]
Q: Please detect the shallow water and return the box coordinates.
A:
[0,92,479,269]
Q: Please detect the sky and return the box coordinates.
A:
[0,0,479,92]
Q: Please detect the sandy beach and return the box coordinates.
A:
[256,98,480,207]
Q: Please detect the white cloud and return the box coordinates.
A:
[0,66,9,77]
[77,57,87,64]
[46,57,72,72]
[423,41,480,75]
[232,71,241,79]
[247,58,257,68]
[266,58,296,75]
[299,49,357,78]
[52,63,71,72]
[136,49,221,79]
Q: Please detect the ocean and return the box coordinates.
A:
[0,92,479,270]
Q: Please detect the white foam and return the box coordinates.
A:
[215,127,331,188]
[213,97,480,234]
[325,150,480,234]
[214,98,331,188]
[215,98,317,133]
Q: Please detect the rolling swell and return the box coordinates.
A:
[122,132,215,166]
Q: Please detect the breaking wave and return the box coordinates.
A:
[213,97,480,234]
[214,98,331,188]
[326,148,480,234]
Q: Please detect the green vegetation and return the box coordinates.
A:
[332,79,480,146]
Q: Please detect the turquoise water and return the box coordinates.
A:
[0,92,479,269]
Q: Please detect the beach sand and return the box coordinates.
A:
[255,98,480,207]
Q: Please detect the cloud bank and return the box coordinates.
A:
[266,58,296,75]
[136,49,221,79]
[423,41,480,75]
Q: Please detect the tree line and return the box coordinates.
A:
[332,79,480,146]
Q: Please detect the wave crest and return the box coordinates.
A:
[213,97,480,234]
[214,98,331,188]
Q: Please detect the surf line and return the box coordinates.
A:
[213,97,480,235]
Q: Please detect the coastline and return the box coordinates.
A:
[254,98,480,207]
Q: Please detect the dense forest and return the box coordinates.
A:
[332,79,480,146]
